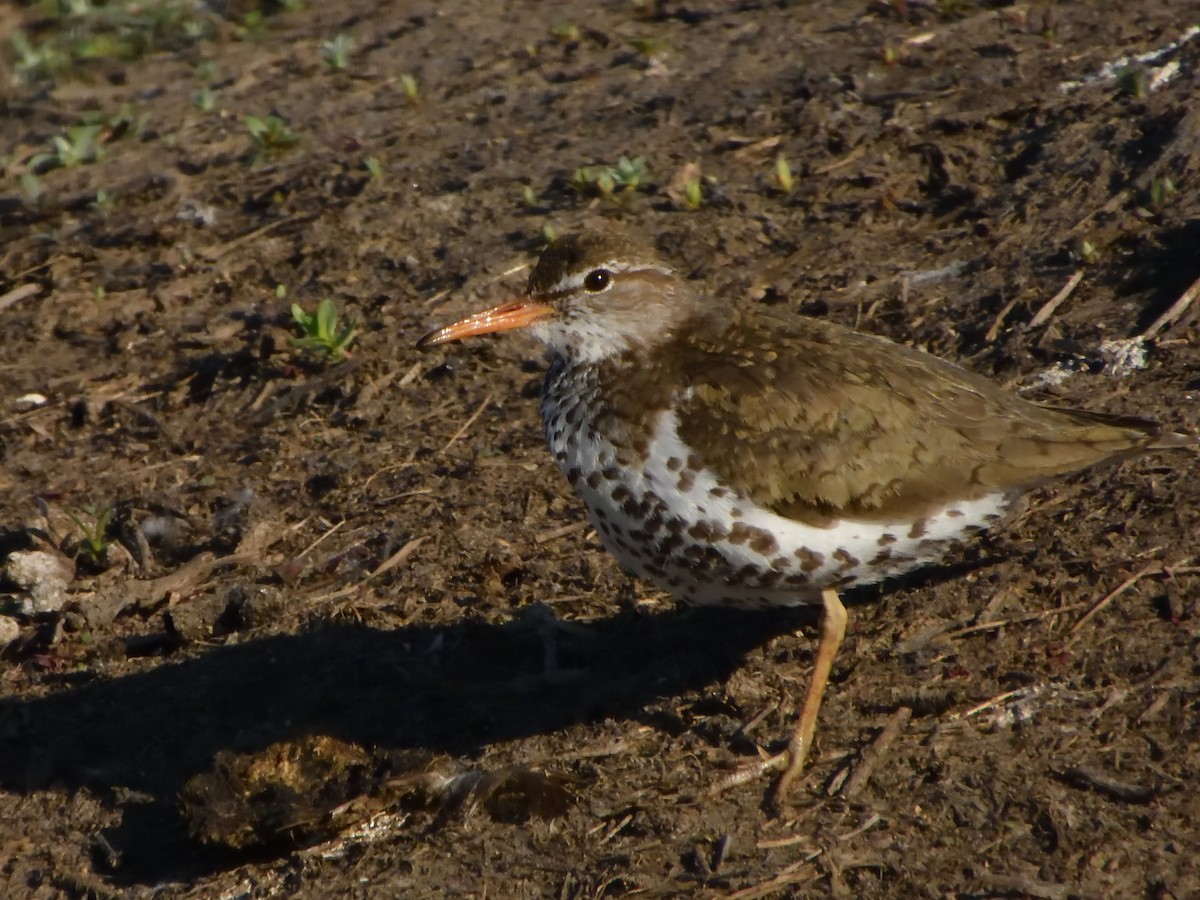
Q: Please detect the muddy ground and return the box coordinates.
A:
[2,1,1200,897]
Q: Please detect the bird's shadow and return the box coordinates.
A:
[0,557,998,885]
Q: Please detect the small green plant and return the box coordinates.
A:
[364,156,383,182]
[541,222,558,244]
[91,188,115,212]
[68,506,113,564]
[683,176,702,210]
[195,87,216,111]
[520,184,537,207]
[10,1,215,83]
[1115,65,1147,99]
[20,172,44,203]
[1148,176,1177,212]
[238,9,267,40]
[571,156,650,201]
[400,73,420,105]
[774,155,795,194]
[28,124,105,171]
[628,36,667,60]
[1078,237,1100,265]
[550,24,580,42]
[292,299,357,361]
[322,34,354,70]
[244,114,299,157]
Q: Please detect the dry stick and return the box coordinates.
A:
[1061,766,1157,804]
[441,394,493,452]
[945,602,1089,640]
[534,521,591,544]
[727,862,819,900]
[1028,270,1084,328]
[303,537,426,605]
[953,686,1030,721]
[0,283,41,312]
[838,707,913,799]
[1139,272,1200,341]
[983,295,1020,342]
[1069,561,1160,638]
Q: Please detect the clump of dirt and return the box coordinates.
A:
[1,1,1199,896]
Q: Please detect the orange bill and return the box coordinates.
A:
[417,299,554,349]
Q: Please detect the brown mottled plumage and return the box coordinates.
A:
[419,227,1195,805]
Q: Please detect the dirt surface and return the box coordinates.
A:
[2,1,1200,896]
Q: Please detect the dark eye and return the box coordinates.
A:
[583,269,612,292]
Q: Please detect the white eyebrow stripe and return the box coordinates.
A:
[552,261,675,293]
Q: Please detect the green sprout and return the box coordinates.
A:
[400,73,420,105]
[244,114,299,157]
[774,155,795,194]
[520,184,538,207]
[550,24,580,42]
[364,156,383,182]
[28,124,105,171]
[628,36,667,60]
[1115,65,1147,99]
[1148,176,1177,212]
[683,176,702,210]
[68,506,113,564]
[322,34,354,70]
[91,188,116,212]
[195,87,216,111]
[292,299,357,361]
[571,156,650,201]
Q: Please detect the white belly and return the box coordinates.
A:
[544,399,1009,610]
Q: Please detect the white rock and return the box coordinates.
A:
[6,549,75,614]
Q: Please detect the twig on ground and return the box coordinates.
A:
[1069,562,1160,638]
[1028,270,1084,328]
[1138,273,1200,341]
[1060,766,1157,804]
[838,707,913,799]
[441,393,493,452]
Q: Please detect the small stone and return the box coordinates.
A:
[5,549,75,614]
[0,615,19,647]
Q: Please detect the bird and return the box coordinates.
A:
[417,226,1196,805]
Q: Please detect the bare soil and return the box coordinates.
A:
[2,1,1199,897]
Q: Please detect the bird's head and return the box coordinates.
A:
[418,229,704,364]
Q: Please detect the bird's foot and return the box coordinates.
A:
[708,737,811,810]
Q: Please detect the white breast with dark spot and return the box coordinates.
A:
[543,386,1010,610]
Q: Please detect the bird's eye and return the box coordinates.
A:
[583,269,612,292]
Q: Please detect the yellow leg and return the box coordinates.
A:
[771,588,848,803]
[709,589,848,804]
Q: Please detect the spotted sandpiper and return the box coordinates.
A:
[418,227,1195,804]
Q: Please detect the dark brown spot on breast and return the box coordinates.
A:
[877,532,897,546]
[602,466,620,481]
[795,547,825,572]
[676,470,696,492]
[945,508,964,518]
[869,548,893,566]
[908,518,928,539]
[610,484,631,503]
[728,523,751,545]
[833,548,860,569]
[666,456,683,472]
[748,528,779,555]
[586,471,602,490]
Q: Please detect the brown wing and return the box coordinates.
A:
[675,312,1167,523]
